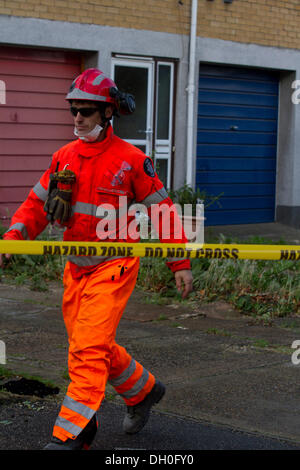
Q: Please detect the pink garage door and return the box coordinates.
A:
[0,46,82,225]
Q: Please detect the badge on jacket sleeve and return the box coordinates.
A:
[143,158,155,178]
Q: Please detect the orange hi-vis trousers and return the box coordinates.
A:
[52,257,156,442]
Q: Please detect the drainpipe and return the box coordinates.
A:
[186,0,198,187]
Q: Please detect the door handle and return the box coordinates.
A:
[138,128,153,135]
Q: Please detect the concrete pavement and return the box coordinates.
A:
[1,282,300,448]
[205,221,300,244]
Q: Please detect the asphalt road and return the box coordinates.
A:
[0,397,299,453]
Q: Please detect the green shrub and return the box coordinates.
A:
[168,184,223,215]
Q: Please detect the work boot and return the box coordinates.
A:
[123,380,165,434]
[43,413,98,450]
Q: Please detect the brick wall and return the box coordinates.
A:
[0,0,299,50]
[198,0,300,50]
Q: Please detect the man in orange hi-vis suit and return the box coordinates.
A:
[0,69,193,450]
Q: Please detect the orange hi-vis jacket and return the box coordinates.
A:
[4,125,191,276]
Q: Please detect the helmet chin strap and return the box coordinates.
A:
[74,123,103,142]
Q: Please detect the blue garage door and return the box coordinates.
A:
[196,64,279,226]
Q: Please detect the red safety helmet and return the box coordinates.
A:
[66,68,135,115]
[66,68,117,105]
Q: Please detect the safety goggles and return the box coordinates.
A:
[70,106,99,117]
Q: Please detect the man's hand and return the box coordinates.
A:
[174,269,193,299]
[0,253,11,268]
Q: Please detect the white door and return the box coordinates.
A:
[112,57,175,189]
[154,61,174,190]
[112,58,154,157]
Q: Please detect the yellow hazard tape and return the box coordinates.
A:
[0,240,300,261]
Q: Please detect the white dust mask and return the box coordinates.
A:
[74,123,103,142]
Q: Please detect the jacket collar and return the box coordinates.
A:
[76,125,114,157]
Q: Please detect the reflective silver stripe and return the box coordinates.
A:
[120,368,149,399]
[68,255,118,266]
[67,88,106,102]
[92,74,107,86]
[62,395,95,420]
[5,223,29,240]
[109,359,136,388]
[72,202,98,217]
[32,181,48,202]
[72,202,118,220]
[141,188,169,207]
[54,416,82,437]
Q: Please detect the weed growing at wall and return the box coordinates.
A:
[0,224,65,291]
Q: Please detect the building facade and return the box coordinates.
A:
[0,0,300,227]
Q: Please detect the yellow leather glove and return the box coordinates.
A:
[44,188,73,224]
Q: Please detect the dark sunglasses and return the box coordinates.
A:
[70,106,99,117]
